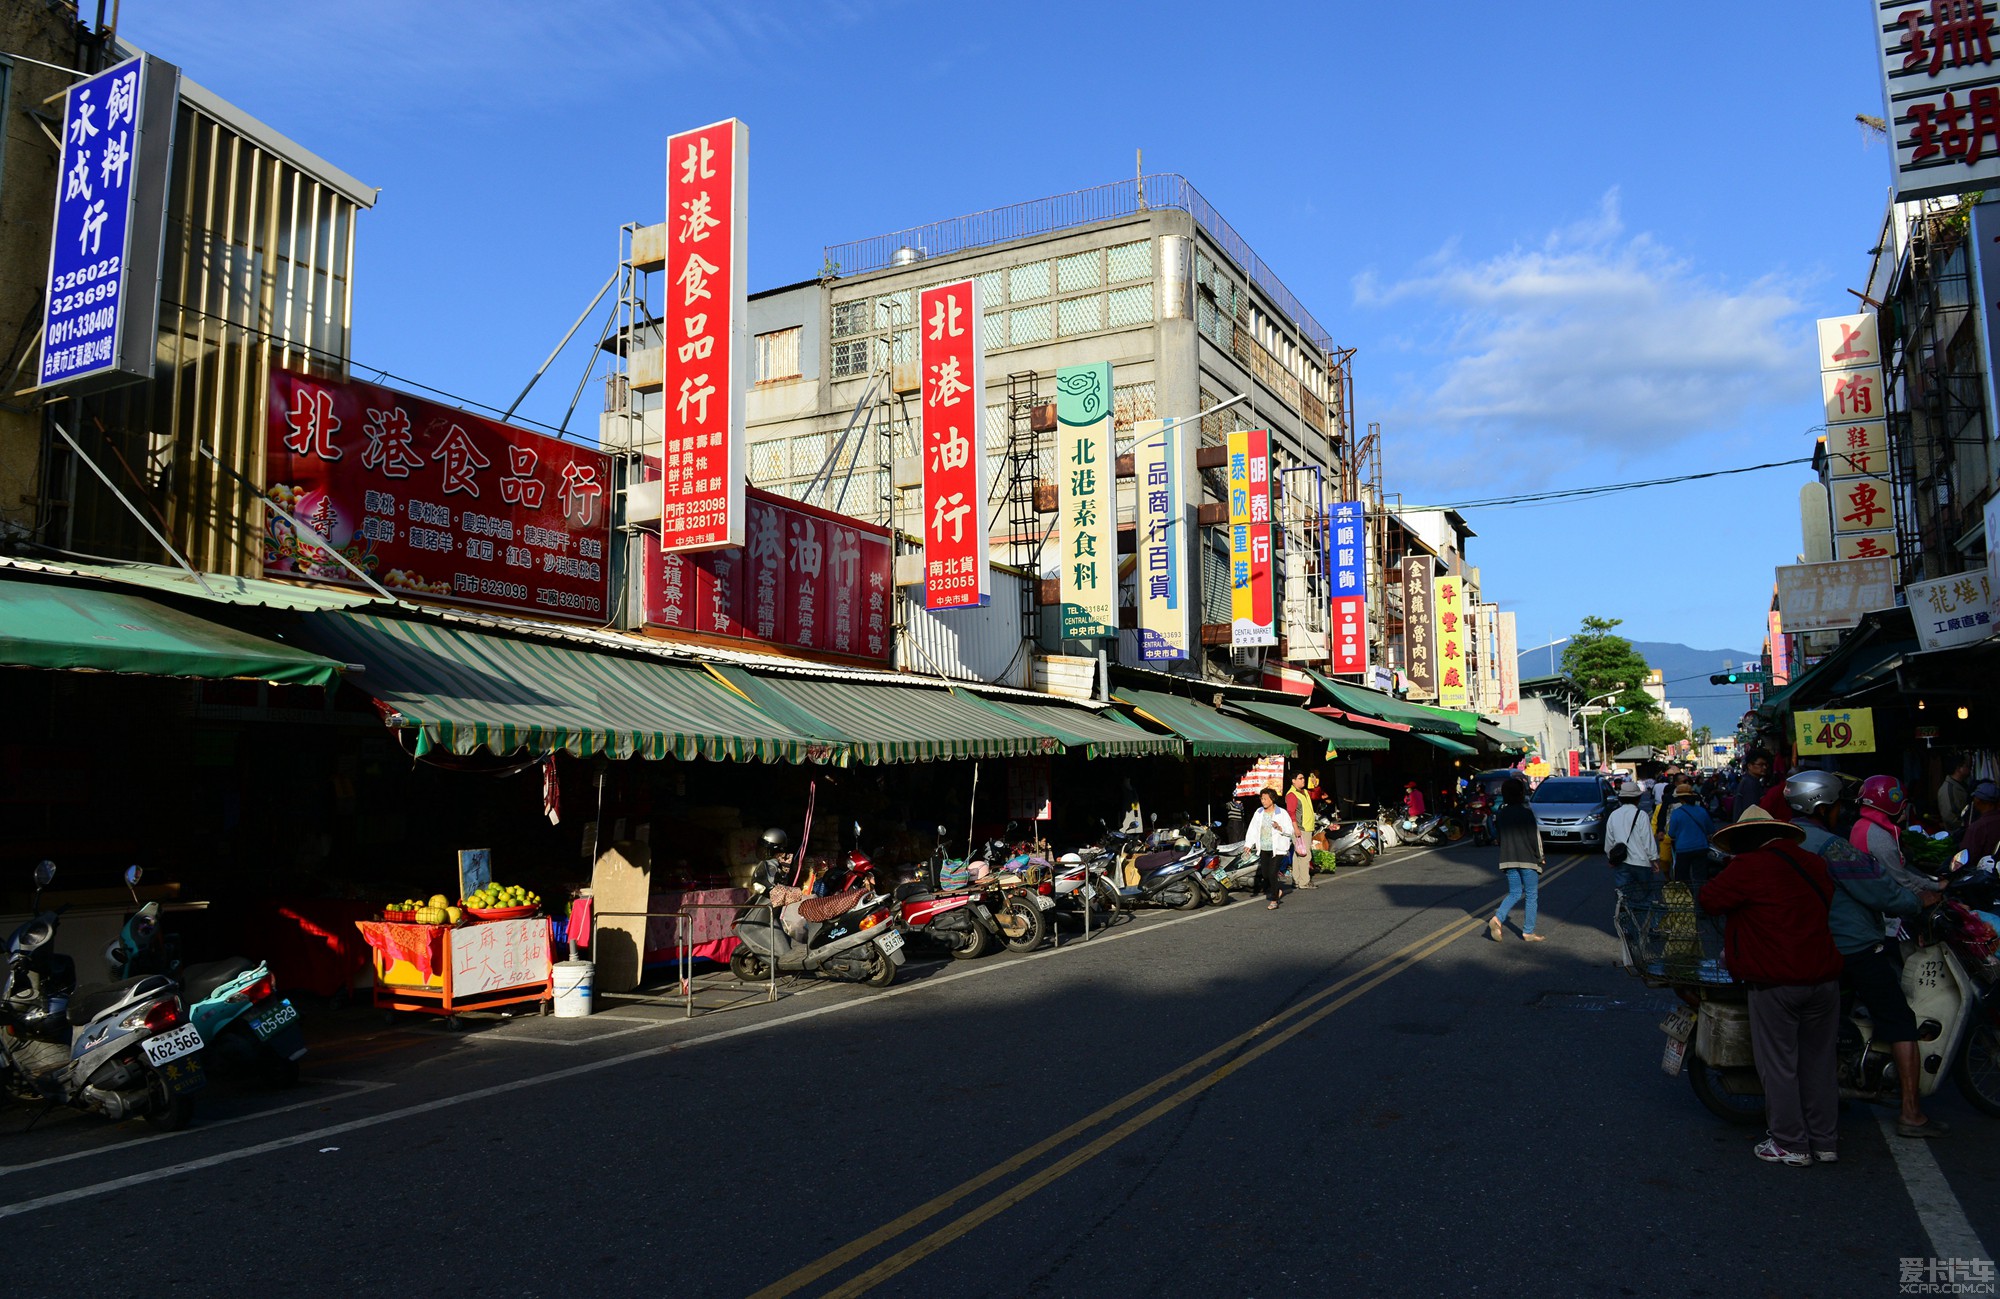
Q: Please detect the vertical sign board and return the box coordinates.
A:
[1055,364,1117,639]
[1877,2,2000,202]
[1227,429,1277,647]
[1133,418,1187,660]
[1433,571,1469,709]
[38,54,178,391]
[660,119,748,552]
[1329,500,1366,674]
[1402,555,1436,699]
[1818,313,1898,561]
[1497,609,1521,716]
[918,279,988,609]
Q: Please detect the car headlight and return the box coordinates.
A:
[1579,814,1602,826]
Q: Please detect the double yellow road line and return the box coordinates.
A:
[750,854,1587,1299]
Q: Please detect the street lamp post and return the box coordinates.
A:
[1520,636,1569,678]
[1580,684,1628,771]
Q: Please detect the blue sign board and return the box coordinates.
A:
[39,56,154,388]
[1330,500,1364,595]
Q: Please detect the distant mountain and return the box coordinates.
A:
[1518,640,1761,739]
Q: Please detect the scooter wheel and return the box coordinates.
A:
[730,948,773,982]
[1172,883,1204,911]
[862,948,898,988]
[143,1074,195,1132]
[952,921,992,961]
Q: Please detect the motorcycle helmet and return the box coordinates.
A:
[1784,770,1844,818]
[1058,852,1082,865]
[1857,775,1905,816]
[760,828,789,853]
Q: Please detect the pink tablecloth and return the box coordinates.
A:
[641,887,747,965]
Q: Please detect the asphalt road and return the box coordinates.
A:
[4,843,1995,1297]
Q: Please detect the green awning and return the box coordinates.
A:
[1309,672,1476,736]
[0,578,345,687]
[1417,731,1479,757]
[960,692,1183,758]
[1225,700,1390,755]
[1478,721,1534,753]
[1112,688,1296,758]
[298,613,838,762]
[712,667,1062,764]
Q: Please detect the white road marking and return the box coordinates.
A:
[0,1079,390,1178]
[1876,1111,1990,1263]
[0,853,1469,1219]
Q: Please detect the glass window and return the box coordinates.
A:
[1008,304,1053,345]
[1008,260,1051,301]
[982,312,1007,352]
[750,438,788,484]
[1057,294,1103,337]
[976,269,1007,309]
[789,433,827,483]
[1057,251,1101,293]
[891,328,913,369]
[831,338,871,378]
[1107,239,1152,283]
[832,300,870,338]
[755,327,801,381]
[1107,285,1153,329]
[874,290,912,330]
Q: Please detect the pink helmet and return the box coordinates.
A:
[1857,775,1904,816]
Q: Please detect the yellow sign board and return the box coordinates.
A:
[1794,707,1876,756]
[1524,760,1551,779]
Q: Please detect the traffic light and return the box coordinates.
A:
[1710,670,1772,686]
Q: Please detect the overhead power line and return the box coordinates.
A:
[1432,456,1814,512]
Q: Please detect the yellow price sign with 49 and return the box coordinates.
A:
[1794,708,1875,755]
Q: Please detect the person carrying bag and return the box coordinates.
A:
[1606,784,1661,942]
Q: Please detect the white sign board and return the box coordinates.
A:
[1878,1,2000,202]
[1775,558,1898,634]
[450,917,550,996]
[1908,571,1998,652]
[1815,313,1882,372]
[1825,420,1889,479]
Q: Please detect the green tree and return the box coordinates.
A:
[1561,615,1678,757]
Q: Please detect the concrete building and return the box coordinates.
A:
[1515,674,1587,776]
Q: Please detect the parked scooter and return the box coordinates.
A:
[728,833,904,987]
[1322,819,1377,867]
[107,867,307,1086]
[1397,811,1462,846]
[1,862,204,1130]
[1050,852,1123,927]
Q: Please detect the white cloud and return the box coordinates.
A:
[1355,190,1815,485]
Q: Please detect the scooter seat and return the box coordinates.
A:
[180,957,258,1004]
[66,975,165,1027]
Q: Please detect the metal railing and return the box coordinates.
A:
[821,174,1339,357]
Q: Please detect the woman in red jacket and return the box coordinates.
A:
[1697,807,1844,1166]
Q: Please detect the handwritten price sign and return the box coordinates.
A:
[449,917,550,996]
[1794,708,1875,756]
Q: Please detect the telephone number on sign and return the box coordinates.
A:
[928,574,981,593]
[537,588,603,614]
[49,280,120,317]
[49,255,122,296]
[456,574,529,602]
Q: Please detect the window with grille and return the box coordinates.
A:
[831,338,871,378]
[1107,239,1151,283]
[874,290,912,330]
[1009,260,1052,301]
[1057,295,1103,337]
[755,327,801,382]
[1057,251,1102,293]
[1008,304,1053,345]
[831,300,870,338]
[1107,285,1152,328]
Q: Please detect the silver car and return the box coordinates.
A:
[1530,777,1616,851]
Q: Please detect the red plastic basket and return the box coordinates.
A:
[463,904,537,921]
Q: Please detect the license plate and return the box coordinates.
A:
[1032,894,1055,911]
[142,1021,204,1066]
[1661,1036,1688,1077]
[874,928,905,956]
[1660,1007,1696,1043]
[250,999,298,1040]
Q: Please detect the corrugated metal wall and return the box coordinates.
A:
[898,564,1032,686]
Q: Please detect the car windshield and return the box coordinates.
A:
[1533,780,1602,804]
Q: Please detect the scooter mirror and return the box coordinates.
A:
[124,865,144,889]
[937,824,948,837]
[33,860,55,888]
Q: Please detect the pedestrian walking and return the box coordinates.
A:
[1666,783,1717,885]
[1488,778,1546,941]
[1287,771,1317,890]
[1246,787,1295,911]
[1605,783,1661,941]
[1938,755,1975,833]
[1697,808,1844,1166]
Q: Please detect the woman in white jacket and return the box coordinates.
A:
[1245,787,1297,911]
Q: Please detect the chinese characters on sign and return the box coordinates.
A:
[1055,363,1117,639]
[643,486,892,661]
[1775,559,1899,634]
[1433,572,1469,709]
[1329,500,1367,674]
[1877,0,2000,201]
[1403,555,1436,699]
[660,119,748,552]
[1817,313,1899,562]
[38,55,175,389]
[1227,430,1277,648]
[918,279,988,609]
[264,370,612,619]
[1907,571,1999,652]
[1794,708,1878,757]
[1497,609,1521,716]
[1133,419,1187,660]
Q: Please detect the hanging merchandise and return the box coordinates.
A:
[1235,754,1287,797]
[542,755,561,825]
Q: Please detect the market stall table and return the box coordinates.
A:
[640,886,749,968]
[355,914,554,1019]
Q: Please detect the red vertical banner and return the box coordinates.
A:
[918,279,988,609]
[745,494,785,641]
[784,510,827,650]
[1331,595,1366,672]
[660,118,748,552]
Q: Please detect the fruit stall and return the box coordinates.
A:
[354,883,554,1020]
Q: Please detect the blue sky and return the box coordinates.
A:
[124,0,1893,664]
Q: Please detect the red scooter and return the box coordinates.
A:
[852,833,1005,962]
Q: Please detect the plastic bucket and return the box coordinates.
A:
[552,960,594,1018]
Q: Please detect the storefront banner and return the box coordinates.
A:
[1056,363,1117,639]
[660,118,748,552]
[1403,555,1436,698]
[1497,609,1520,715]
[1815,313,1881,373]
[1228,429,1277,648]
[38,54,177,390]
[1433,571,1469,709]
[1775,559,1898,634]
[1908,571,1999,653]
[1134,418,1187,660]
[1831,474,1895,535]
[1877,1,2000,202]
[1330,500,1366,673]
[918,279,988,609]
[644,486,892,661]
[1822,368,1884,426]
[1795,707,1877,757]
[1826,420,1888,480]
[265,369,612,620]
[1835,530,1897,561]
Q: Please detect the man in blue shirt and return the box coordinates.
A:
[1664,782,1715,884]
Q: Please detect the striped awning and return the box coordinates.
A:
[961,692,1183,758]
[1417,731,1480,757]
[1226,699,1391,755]
[298,613,840,763]
[1112,688,1296,758]
[1311,672,1477,736]
[1477,721,1534,753]
[711,667,1062,764]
